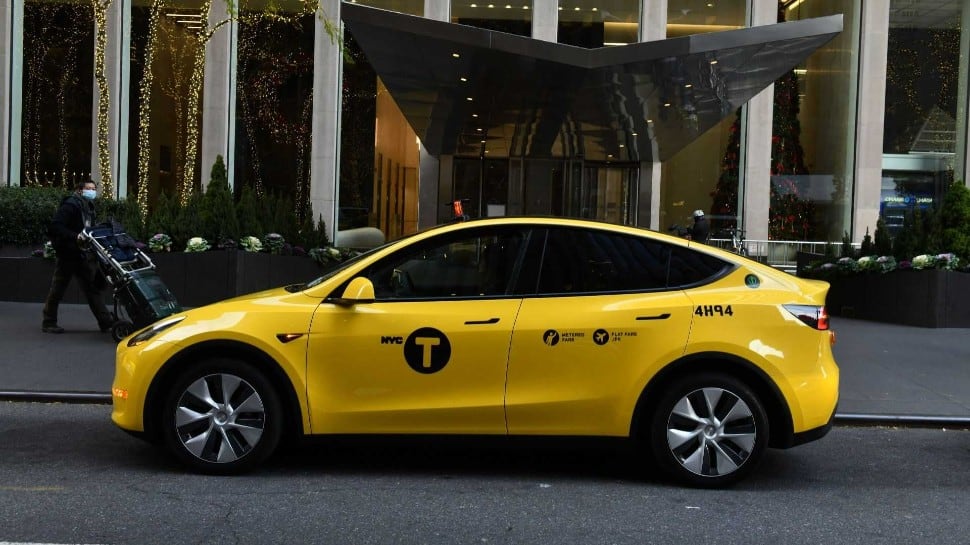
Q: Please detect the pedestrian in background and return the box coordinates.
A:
[41,181,114,334]
[690,209,710,243]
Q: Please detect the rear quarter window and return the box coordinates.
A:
[668,246,733,288]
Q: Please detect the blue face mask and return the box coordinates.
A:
[81,189,97,200]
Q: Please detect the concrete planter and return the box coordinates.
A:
[1,251,325,308]
[824,269,970,328]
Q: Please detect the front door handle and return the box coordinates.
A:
[636,313,671,321]
[465,317,500,325]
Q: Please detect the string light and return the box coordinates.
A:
[92,0,113,197]
[136,1,162,222]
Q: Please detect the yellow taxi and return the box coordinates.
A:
[111,217,838,487]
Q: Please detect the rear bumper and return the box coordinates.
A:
[791,408,835,446]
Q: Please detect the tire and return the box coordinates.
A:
[648,373,768,488]
[111,320,134,342]
[160,358,283,474]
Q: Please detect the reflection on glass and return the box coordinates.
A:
[340,32,377,231]
[781,1,860,241]
[880,0,965,233]
[557,1,639,48]
[661,0,745,236]
[21,0,94,188]
[344,0,423,16]
[451,1,532,35]
[234,2,315,220]
[128,1,206,207]
[666,0,744,37]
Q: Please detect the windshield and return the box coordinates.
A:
[286,240,400,292]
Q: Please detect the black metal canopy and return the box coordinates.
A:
[341,3,842,162]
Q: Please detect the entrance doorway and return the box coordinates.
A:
[450,157,638,225]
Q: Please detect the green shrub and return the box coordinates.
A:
[0,186,69,245]
[840,231,853,258]
[172,191,205,249]
[236,185,264,239]
[201,156,239,245]
[147,190,180,241]
[859,227,874,256]
[874,217,892,256]
[939,180,970,259]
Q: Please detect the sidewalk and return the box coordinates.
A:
[1,301,969,418]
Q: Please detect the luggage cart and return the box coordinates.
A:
[81,220,182,342]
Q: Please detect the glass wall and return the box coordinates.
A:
[557,1,639,48]
[128,1,207,209]
[234,1,315,221]
[451,1,532,35]
[880,1,968,235]
[346,0,423,16]
[339,32,377,231]
[780,0,861,241]
[660,0,745,235]
[666,0,745,37]
[21,0,93,188]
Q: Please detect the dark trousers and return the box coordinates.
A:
[42,257,114,328]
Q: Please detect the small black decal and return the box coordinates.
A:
[593,329,610,346]
[543,330,560,346]
[745,274,760,289]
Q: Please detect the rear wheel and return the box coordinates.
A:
[649,373,768,488]
[160,358,282,474]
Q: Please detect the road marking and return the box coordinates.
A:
[0,542,103,545]
[0,486,64,492]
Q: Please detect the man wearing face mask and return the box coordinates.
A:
[42,181,115,334]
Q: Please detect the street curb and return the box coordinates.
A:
[0,391,112,404]
[2,391,969,429]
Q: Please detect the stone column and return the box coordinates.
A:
[200,5,235,191]
[532,0,557,42]
[418,0,450,229]
[310,0,342,244]
[637,0,666,230]
[741,0,775,245]
[0,0,16,186]
[852,2,888,240]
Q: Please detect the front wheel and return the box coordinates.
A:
[160,359,282,474]
[649,373,768,488]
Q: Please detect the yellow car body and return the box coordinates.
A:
[112,217,838,486]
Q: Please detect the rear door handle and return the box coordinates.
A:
[465,317,500,325]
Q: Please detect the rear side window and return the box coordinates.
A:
[668,246,732,287]
[536,228,670,294]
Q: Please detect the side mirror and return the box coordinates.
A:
[331,277,375,306]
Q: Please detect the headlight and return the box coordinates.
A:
[127,316,186,347]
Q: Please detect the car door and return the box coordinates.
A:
[306,226,529,435]
[506,227,696,437]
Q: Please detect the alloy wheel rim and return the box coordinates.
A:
[666,387,757,477]
[174,373,266,463]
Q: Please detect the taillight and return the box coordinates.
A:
[783,304,829,330]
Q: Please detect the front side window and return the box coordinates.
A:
[363,227,530,300]
[536,228,670,295]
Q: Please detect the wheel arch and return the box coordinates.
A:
[142,340,304,443]
[630,352,795,449]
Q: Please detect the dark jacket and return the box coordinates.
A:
[690,216,710,243]
[48,195,95,260]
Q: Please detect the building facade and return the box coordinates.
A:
[1,0,968,250]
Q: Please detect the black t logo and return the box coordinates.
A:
[404,327,451,374]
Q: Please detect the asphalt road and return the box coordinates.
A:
[0,402,967,545]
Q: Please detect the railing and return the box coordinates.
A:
[707,238,862,273]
